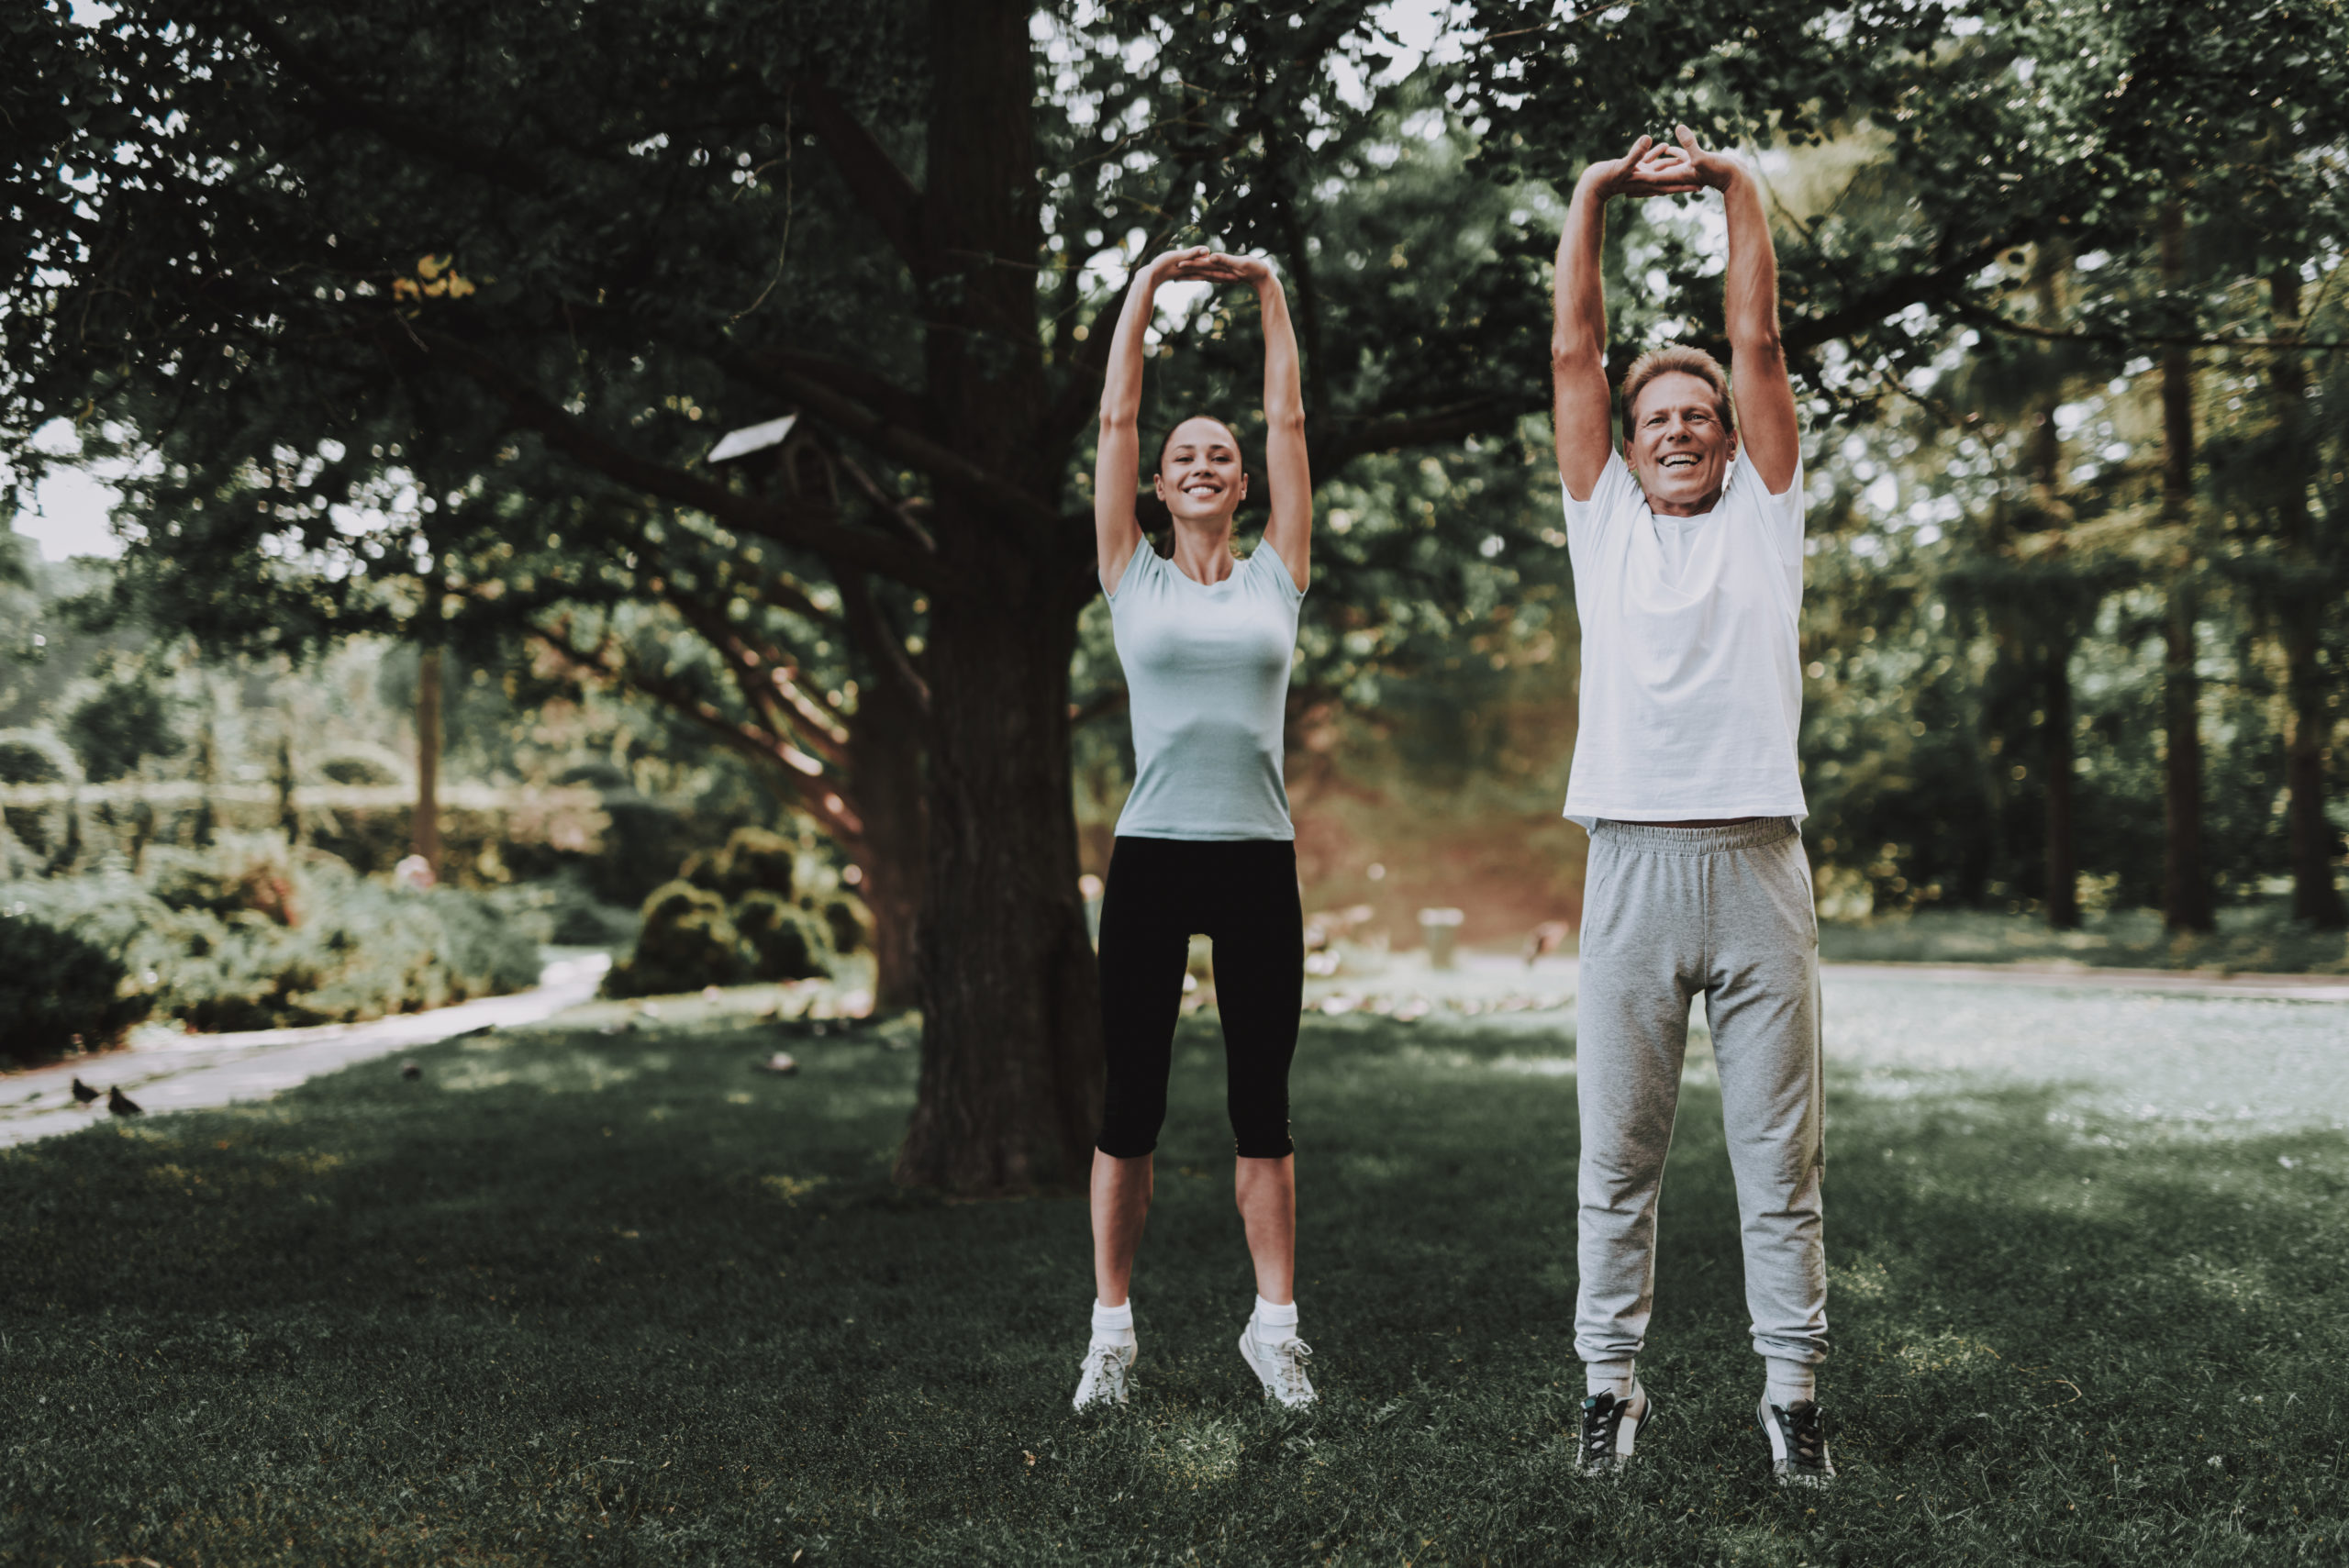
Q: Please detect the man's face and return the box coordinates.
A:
[1625,371,1737,516]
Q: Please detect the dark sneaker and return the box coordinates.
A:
[1578,1386,1654,1476]
[1757,1396,1835,1486]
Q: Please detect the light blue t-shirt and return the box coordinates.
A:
[1103,539,1306,840]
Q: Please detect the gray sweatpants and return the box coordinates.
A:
[1573,817,1827,1370]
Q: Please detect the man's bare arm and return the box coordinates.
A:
[1553,136,1703,501]
[1675,126,1799,495]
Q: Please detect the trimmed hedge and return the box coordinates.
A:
[0,910,151,1065]
[2,836,542,1038]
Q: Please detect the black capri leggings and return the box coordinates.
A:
[1095,836,1305,1160]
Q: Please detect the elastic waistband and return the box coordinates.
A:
[1590,817,1798,856]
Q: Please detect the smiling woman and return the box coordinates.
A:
[1079,243,1320,1415]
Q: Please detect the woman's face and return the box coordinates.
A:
[1153,417,1247,526]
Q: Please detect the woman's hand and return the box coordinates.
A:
[1180,251,1279,294]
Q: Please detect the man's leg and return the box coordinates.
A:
[1700,821,1831,1480]
[1574,828,1705,1384]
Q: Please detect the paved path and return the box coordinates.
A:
[0,952,610,1149]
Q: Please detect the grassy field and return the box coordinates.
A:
[3,994,2343,1566]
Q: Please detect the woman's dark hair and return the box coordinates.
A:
[1155,414,1244,473]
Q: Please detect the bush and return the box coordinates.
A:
[0,728,83,869]
[603,880,745,997]
[735,890,831,981]
[0,910,151,1065]
[601,867,838,999]
[2,836,543,1033]
[484,869,640,948]
[63,677,183,783]
[683,825,800,904]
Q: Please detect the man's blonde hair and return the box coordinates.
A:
[1619,346,1733,436]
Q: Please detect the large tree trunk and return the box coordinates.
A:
[896,583,1102,1192]
[2267,268,2346,928]
[893,0,1104,1194]
[2158,203,2214,933]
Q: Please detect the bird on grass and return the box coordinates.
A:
[71,1077,100,1106]
[756,1052,800,1075]
[107,1086,142,1117]
[401,1061,423,1081]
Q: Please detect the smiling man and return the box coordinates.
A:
[1549,128,1831,1487]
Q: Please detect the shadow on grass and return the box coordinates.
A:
[1,1012,2343,1566]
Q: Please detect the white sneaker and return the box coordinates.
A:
[1238,1323,1316,1407]
[1072,1340,1134,1410]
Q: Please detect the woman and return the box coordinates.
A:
[1074,246,1316,1411]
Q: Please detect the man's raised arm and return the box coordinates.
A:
[1675,125,1799,495]
[1553,136,1702,501]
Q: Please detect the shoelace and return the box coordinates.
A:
[1082,1344,1125,1390]
[1785,1402,1827,1466]
[1264,1337,1313,1398]
[1581,1394,1624,1463]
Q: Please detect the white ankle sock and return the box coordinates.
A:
[1251,1296,1298,1342]
[1091,1299,1135,1349]
[1764,1357,1815,1409]
[1586,1360,1637,1401]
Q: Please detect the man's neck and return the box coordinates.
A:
[1645,485,1723,518]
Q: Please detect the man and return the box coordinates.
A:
[1550,127,1831,1487]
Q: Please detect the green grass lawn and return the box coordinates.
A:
[3,999,2343,1566]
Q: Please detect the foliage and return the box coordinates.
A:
[2,836,541,1031]
[602,848,836,998]
[1,995,2343,1562]
[0,909,150,1065]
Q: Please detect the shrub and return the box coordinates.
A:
[2,838,541,1033]
[0,728,83,868]
[684,825,800,904]
[485,870,640,948]
[63,677,183,783]
[0,910,151,1065]
[818,895,870,955]
[603,880,745,997]
[735,890,832,982]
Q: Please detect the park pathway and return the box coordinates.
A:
[0,951,610,1150]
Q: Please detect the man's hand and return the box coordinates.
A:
[1670,124,1745,193]
[1582,134,1705,202]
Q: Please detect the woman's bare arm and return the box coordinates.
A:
[1097,248,1209,595]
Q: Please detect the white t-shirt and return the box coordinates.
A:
[1560,447,1808,829]
[1103,539,1305,840]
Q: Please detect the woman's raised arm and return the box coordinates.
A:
[1205,255,1311,591]
[1097,247,1208,595]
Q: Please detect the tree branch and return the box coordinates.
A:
[1310,398,1523,473]
[530,622,864,840]
[718,348,1056,535]
[792,79,928,276]
[1952,300,2349,352]
[403,327,945,591]
[837,569,931,716]
[741,348,930,434]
